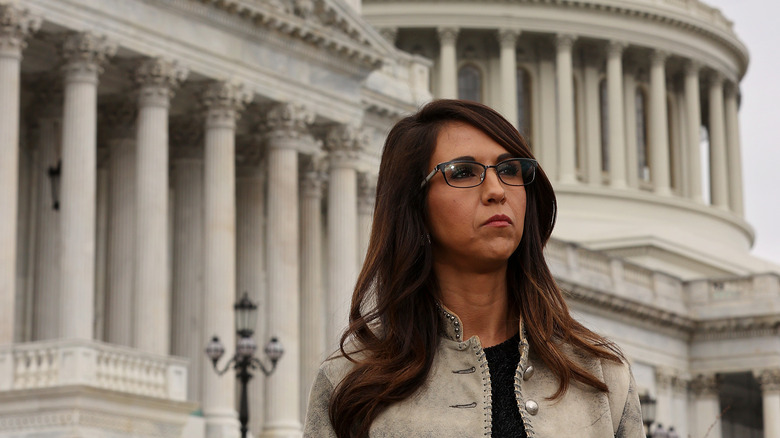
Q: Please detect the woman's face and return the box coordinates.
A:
[425,122,527,272]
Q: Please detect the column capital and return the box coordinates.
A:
[437,27,459,45]
[497,28,520,48]
[0,4,41,57]
[755,369,780,394]
[358,172,377,214]
[98,99,137,141]
[606,40,626,58]
[708,70,724,87]
[24,73,63,119]
[200,80,252,129]
[690,373,718,397]
[655,367,676,390]
[650,49,669,67]
[378,27,398,45]
[326,124,367,168]
[684,59,702,76]
[135,57,189,107]
[555,33,576,51]
[61,32,117,82]
[300,154,328,199]
[263,101,315,140]
[672,375,690,395]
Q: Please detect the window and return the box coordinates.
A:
[516,67,532,139]
[458,64,482,102]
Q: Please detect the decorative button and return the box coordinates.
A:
[523,365,535,381]
[525,400,539,415]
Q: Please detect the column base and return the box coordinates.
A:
[261,421,303,438]
[204,409,240,438]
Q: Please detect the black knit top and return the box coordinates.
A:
[483,333,527,438]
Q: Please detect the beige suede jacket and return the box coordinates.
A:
[303,306,644,437]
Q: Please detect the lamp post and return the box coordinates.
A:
[639,392,657,438]
[205,292,284,438]
[47,159,61,210]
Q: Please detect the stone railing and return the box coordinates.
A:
[0,339,187,401]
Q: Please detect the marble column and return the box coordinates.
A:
[94,152,110,340]
[59,32,116,340]
[0,4,38,344]
[672,376,690,438]
[724,83,744,216]
[170,116,204,403]
[498,29,519,126]
[655,368,675,430]
[555,34,577,184]
[684,61,703,203]
[299,156,327,418]
[583,54,601,185]
[325,125,361,347]
[236,152,267,435]
[649,50,671,196]
[691,374,722,438]
[358,173,376,267]
[708,73,729,209]
[755,369,780,438]
[437,27,459,99]
[537,50,558,181]
[102,101,137,346]
[623,65,639,189]
[201,81,251,438]
[133,58,187,354]
[262,102,314,438]
[606,41,627,188]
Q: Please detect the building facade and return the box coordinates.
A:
[1,0,778,437]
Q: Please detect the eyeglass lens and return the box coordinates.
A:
[441,159,535,188]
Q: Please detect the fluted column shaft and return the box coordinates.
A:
[32,114,60,340]
[300,163,326,418]
[59,33,115,340]
[684,62,703,203]
[724,84,744,216]
[263,102,312,438]
[623,67,639,188]
[202,82,250,438]
[708,74,729,209]
[171,154,204,403]
[437,27,459,99]
[357,173,376,267]
[133,58,187,354]
[555,34,577,184]
[756,370,780,438]
[498,29,519,125]
[538,52,558,181]
[583,56,601,185]
[692,375,722,438]
[606,42,627,188]
[649,50,671,195]
[655,369,674,429]
[0,4,38,344]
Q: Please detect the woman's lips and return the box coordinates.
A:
[484,214,512,227]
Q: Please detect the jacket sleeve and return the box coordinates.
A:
[303,368,338,438]
[614,366,644,438]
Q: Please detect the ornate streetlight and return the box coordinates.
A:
[205,292,284,438]
[639,392,657,438]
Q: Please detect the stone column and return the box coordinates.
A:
[649,50,671,196]
[497,29,519,125]
[708,73,729,209]
[724,83,744,216]
[102,101,137,346]
[655,368,675,430]
[358,173,377,267]
[691,374,722,438]
[170,116,204,403]
[672,376,690,438]
[555,34,577,184]
[623,64,639,189]
[583,53,601,186]
[325,125,362,347]
[262,102,314,438]
[0,4,39,344]
[94,151,110,340]
[59,32,116,340]
[299,156,327,418]
[437,27,459,99]
[606,41,627,188]
[537,49,558,181]
[133,57,187,354]
[201,81,251,438]
[684,61,703,203]
[755,369,780,438]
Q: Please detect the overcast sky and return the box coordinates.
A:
[699,0,780,266]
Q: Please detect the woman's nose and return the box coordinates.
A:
[481,168,506,204]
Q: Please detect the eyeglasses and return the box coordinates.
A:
[421,158,537,188]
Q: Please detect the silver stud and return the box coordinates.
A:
[525,400,539,415]
[523,365,535,381]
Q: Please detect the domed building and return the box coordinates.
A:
[0,0,777,437]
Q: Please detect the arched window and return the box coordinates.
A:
[599,79,609,172]
[458,64,482,103]
[516,67,532,139]
[635,87,650,181]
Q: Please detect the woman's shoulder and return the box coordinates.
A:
[318,341,367,386]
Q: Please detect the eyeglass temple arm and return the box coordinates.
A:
[420,168,438,188]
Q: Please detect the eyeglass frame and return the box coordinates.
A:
[420,157,538,189]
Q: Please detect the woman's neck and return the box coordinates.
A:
[434,261,517,347]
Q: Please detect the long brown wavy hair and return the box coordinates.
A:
[329,99,622,437]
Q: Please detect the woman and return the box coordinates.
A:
[304,100,643,437]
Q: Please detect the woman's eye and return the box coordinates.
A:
[498,163,520,176]
[448,164,477,179]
